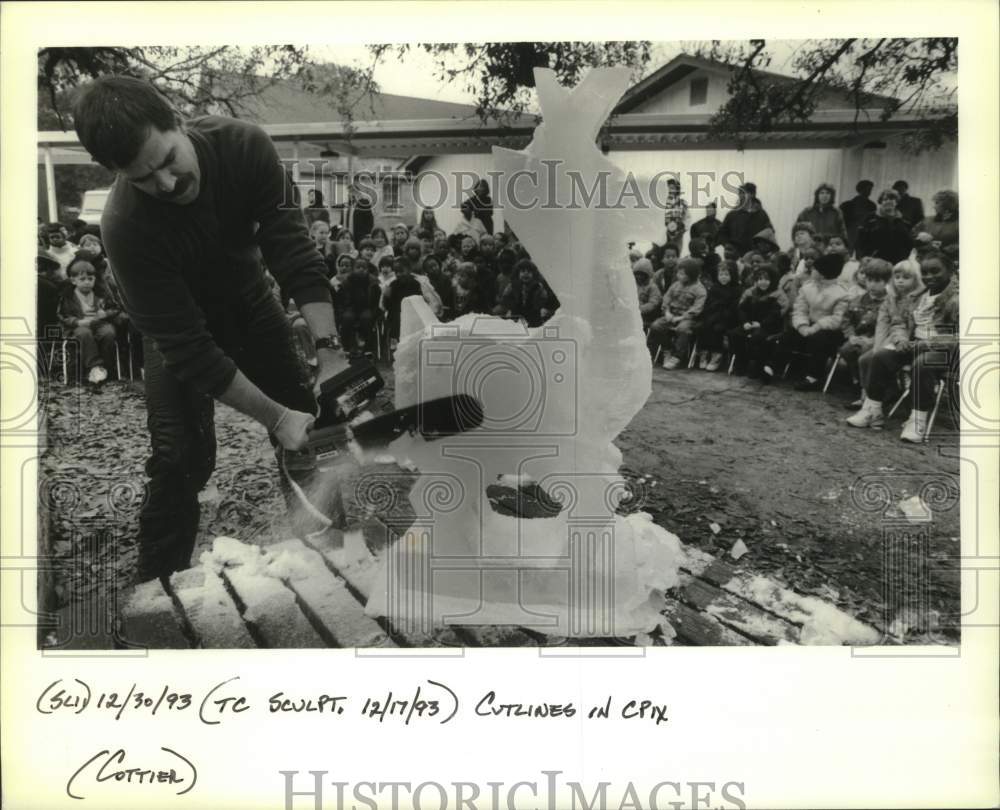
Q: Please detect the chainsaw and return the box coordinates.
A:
[279,357,484,532]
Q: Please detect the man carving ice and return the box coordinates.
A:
[73,76,350,583]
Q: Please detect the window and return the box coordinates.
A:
[382,176,401,211]
[689,77,708,107]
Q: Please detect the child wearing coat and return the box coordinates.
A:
[727,264,787,381]
[647,257,706,369]
[695,260,742,371]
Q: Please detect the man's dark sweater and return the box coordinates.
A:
[102,116,331,397]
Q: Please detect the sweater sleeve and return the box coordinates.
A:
[103,219,237,397]
[243,125,332,310]
[791,287,810,330]
[815,290,849,332]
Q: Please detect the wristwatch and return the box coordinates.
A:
[314,335,340,352]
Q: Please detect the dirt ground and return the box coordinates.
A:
[39,359,961,644]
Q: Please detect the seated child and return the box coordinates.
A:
[687,237,719,287]
[57,257,119,384]
[825,234,858,287]
[750,228,780,262]
[738,251,765,288]
[727,264,787,381]
[499,259,557,327]
[695,259,741,370]
[381,256,423,343]
[838,259,891,392]
[773,252,850,390]
[452,262,486,318]
[788,221,816,273]
[647,257,707,369]
[422,255,455,320]
[847,252,958,441]
[650,243,680,294]
[339,258,381,356]
[632,258,662,331]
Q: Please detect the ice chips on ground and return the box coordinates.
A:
[729,539,748,560]
[897,495,931,521]
[201,535,265,574]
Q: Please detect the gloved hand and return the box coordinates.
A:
[272,408,316,451]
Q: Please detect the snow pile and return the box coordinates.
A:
[742,575,880,645]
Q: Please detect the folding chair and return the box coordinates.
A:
[886,365,913,418]
[924,371,959,443]
[822,353,843,394]
[687,339,699,369]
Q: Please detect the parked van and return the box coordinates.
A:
[80,188,111,226]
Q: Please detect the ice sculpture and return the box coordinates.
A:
[363,68,683,638]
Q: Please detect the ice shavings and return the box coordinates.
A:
[738,575,880,645]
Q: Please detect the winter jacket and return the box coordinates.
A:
[794,205,847,243]
[896,194,925,229]
[839,196,877,249]
[501,279,555,328]
[737,287,786,336]
[856,214,913,264]
[912,215,959,256]
[661,279,707,331]
[635,278,663,321]
[888,276,959,348]
[777,272,802,316]
[56,287,120,333]
[718,203,773,254]
[842,291,887,342]
[652,265,676,296]
[698,282,742,335]
[873,283,923,349]
[690,216,722,250]
[791,277,850,332]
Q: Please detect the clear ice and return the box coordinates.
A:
[363,68,684,638]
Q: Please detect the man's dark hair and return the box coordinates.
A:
[73,75,178,170]
[856,179,875,194]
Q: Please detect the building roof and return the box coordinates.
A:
[614,53,898,114]
[230,74,484,126]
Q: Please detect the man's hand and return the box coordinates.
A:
[273,408,316,451]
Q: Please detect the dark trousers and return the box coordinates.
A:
[68,322,117,373]
[337,307,375,352]
[695,324,728,353]
[773,328,843,378]
[726,326,776,374]
[137,279,315,582]
[860,346,953,411]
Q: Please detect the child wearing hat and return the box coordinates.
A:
[647,257,707,370]
[632,258,662,331]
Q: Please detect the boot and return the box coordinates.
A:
[846,397,884,429]
[900,409,929,443]
[706,352,724,372]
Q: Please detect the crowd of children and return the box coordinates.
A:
[37,220,139,385]
[38,175,958,444]
[636,180,960,444]
[286,214,559,365]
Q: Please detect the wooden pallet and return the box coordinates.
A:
[114,526,882,650]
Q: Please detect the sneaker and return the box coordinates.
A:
[705,352,723,372]
[846,399,884,429]
[88,365,108,384]
[795,376,821,392]
[662,355,681,370]
[694,350,708,369]
[762,364,775,379]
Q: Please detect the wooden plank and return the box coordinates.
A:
[221,566,325,649]
[170,567,255,649]
[677,577,799,645]
[716,572,881,646]
[661,597,753,646]
[121,579,190,649]
[267,539,396,648]
[302,529,465,648]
